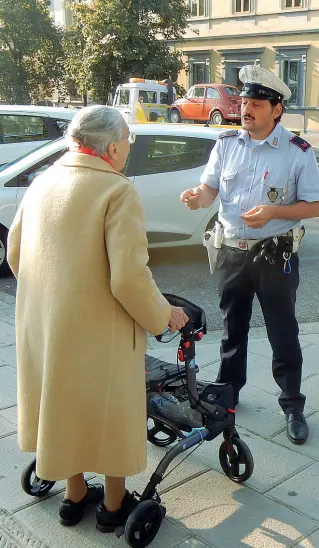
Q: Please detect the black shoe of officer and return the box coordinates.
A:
[96,490,138,533]
[286,412,308,445]
[59,482,104,526]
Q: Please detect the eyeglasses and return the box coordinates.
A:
[120,132,136,144]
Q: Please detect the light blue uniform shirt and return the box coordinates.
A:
[200,124,319,239]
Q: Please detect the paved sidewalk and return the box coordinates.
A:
[0,292,319,548]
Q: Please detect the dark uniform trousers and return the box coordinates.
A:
[215,246,306,414]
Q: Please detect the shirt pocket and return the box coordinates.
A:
[220,169,237,201]
[261,175,295,206]
[263,183,284,205]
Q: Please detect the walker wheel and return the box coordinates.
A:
[124,500,165,548]
[219,436,254,483]
[147,420,177,447]
[21,457,56,496]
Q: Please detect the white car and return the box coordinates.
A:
[0,105,77,167]
[0,123,223,276]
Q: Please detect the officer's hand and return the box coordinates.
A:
[168,306,189,332]
[241,205,275,228]
[180,188,202,210]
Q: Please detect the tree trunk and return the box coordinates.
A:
[15,51,30,104]
[83,90,88,106]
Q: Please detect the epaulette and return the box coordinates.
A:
[218,130,239,139]
[290,135,311,152]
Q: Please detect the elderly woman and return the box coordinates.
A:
[7,106,188,532]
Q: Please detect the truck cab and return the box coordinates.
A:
[113,78,176,124]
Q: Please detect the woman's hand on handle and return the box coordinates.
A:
[168,306,189,332]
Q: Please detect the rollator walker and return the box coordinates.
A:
[21,294,253,548]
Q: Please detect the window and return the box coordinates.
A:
[138,91,157,104]
[189,0,207,17]
[283,60,299,105]
[194,87,205,98]
[235,0,250,12]
[115,89,130,106]
[160,92,168,104]
[276,46,307,106]
[188,56,211,86]
[0,115,49,144]
[284,0,302,7]
[186,86,205,98]
[19,150,66,187]
[206,88,220,99]
[52,119,72,135]
[192,63,207,84]
[160,92,177,105]
[136,135,215,176]
[225,86,240,96]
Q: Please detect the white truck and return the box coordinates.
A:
[113,78,176,124]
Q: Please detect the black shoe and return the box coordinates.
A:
[286,412,308,445]
[96,490,138,533]
[59,482,104,526]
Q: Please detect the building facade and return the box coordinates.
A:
[171,0,319,131]
[49,0,74,28]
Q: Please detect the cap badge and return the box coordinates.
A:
[251,63,259,80]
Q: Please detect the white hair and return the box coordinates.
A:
[66,105,127,156]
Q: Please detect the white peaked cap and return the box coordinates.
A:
[239,65,291,101]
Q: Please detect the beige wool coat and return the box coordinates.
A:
[7,152,171,481]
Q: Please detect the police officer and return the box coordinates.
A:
[181,65,319,445]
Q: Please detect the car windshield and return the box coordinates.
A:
[0,139,65,172]
[225,87,241,96]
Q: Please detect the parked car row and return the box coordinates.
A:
[0,96,233,169]
[0,124,222,276]
[111,78,242,126]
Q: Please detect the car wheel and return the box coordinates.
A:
[211,110,226,126]
[170,109,182,123]
[0,226,10,277]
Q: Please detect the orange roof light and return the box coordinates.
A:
[129,78,145,83]
[129,77,168,86]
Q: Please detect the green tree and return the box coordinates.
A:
[0,0,66,104]
[65,0,189,104]
[62,27,89,106]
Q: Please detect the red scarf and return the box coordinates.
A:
[72,146,113,167]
